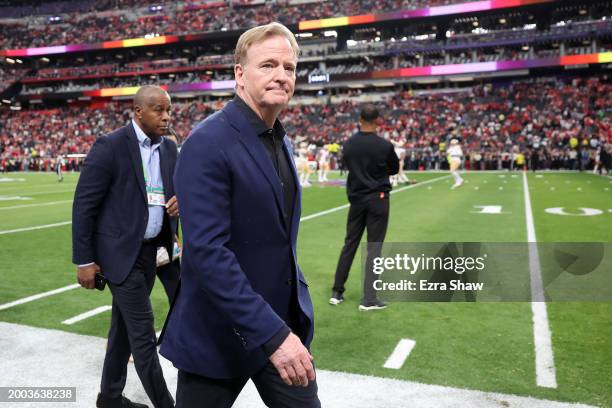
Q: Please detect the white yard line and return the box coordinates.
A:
[61,305,112,325]
[383,338,417,369]
[0,188,75,196]
[0,199,72,211]
[0,284,80,311]
[522,172,557,389]
[0,221,72,235]
[300,175,451,222]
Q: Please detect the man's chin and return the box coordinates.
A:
[263,96,290,109]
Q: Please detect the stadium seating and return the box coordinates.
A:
[2,76,609,172]
[0,0,472,50]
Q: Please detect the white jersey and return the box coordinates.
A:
[318,149,330,163]
[447,145,463,159]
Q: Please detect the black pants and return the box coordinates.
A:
[333,193,390,302]
[176,362,320,408]
[101,241,174,408]
[157,258,180,304]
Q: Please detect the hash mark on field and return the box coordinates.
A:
[0,284,80,311]
[62,306,112,325]
[383,339,416,369]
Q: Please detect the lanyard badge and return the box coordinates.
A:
[143,160,165,206]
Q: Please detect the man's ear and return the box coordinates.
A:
[134,105,142,119]
[234,64,244,88]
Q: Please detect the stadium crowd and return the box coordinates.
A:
[2,76,610,172]
[2,0,475,50]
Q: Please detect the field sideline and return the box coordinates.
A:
[0,170,610,407]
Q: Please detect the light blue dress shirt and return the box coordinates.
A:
[133,120,164,239]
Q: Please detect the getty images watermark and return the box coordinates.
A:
[361,242,611,302]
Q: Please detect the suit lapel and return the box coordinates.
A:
[159,138,172,200]
[283,136,301,242]
[125,123,147,203]
[223,101,286,223]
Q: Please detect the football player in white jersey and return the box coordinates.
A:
[296,142,313,187]
[317,145,330,182]
[447,139,464,189]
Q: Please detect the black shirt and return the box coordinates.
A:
[233,96,296,227]
[233,96,295,355]
[343,131,399,202]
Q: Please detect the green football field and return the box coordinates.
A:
[0,170,610,407]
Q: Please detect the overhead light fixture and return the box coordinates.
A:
[2,99,10,104]
[15,59,23,64]
[323,31,337,37]
[522,45,530,51]
[6,58,15,64]
[41,57,50,62]
[579,9,587,15]
[10,105,21,111]
[499,18,507,24]
[472,21,479,27]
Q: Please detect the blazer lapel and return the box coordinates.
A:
[125,124,147,203]
[223,101,286,222]
[159,138,172,200]
[283,136,301,243]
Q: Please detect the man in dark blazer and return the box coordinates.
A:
[160,23,319,407]
[72,85,178,408]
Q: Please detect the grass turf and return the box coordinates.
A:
[0,170,610,406]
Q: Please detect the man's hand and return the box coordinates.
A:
[269,333,315,387]
[166,195,179,217]
[77,263,100,289]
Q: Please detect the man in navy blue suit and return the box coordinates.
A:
[160,23,320,407]
[72,85,178,408]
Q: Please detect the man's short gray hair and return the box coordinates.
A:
[234,22,299,65]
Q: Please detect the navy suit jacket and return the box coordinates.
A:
[159,100,314,379]
[72,123,178,284]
